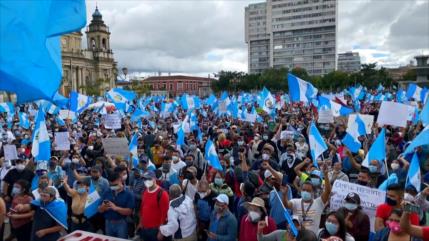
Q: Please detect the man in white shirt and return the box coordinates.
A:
[159,184,197,241]
[283,164,331,234]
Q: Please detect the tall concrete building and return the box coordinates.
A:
[337,51,361,73]
[245,0,337,75]
[60,7,117,96]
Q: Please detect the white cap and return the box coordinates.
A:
[215,194,229,205]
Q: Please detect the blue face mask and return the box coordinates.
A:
[344,202,358,211]
[77,187,86,194]
[368,165,378,173]
[311,178,321,186]
[214,178,224,186]
[325,221,338,235]
[301,191,312,201]
[11,187,21,196]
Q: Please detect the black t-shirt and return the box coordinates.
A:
[3,169,34,196]
[30,204,61,241]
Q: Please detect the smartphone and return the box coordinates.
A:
[103,200,109,205]
[9,208,17,213]
[404,202,420,213]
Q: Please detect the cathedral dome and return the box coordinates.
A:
[92,6,102,19]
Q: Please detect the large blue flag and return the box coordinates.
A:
[379,173,398,191]
[70,91,91,114]
[406,153,421,192]
[287,73,318,103]
[18,112,30,129]
[420,98,429,127]
[404,126,429,154]
[84,181,101,219]
[31,199,68,229]
[308,122,328,167]
[362,128,386,168]
[204,139,223,171]
[31,109,51,161]
[0,0,86,103]
[129,133,139,167]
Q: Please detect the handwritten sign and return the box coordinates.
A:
[102,138,129,157]
[103,114,121,129]
[330,180,386,232]
[3,144,18,161]
[318,110,334,123]
[54,132,70,151]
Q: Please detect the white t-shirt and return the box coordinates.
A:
[182,179,198,201]
[290,197,325,234]
[172,160,186,174]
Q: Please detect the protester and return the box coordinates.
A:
[2,158,34,203]
[98,170,135,239]
[337,192,370,241]
[374,208,421,241]
[207,194,237,241]
[8,179,34,241]
[159,184,197,241]
[139,170,170,241]
[61,175,91,231]
[317,211,355,241]
[400,203,429,240]
[239,197,277,241]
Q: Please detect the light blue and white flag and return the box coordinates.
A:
[176,124,185,146]
[406,84,422,101]
[362,128,386,168]
[70,91,91,113]
[308,122,328,167]
[379,173,398,191]
[18,112,30,129]
[0,102,14,113]
[106,88,136,103]
[181,94,201,111]
[204,139,222,171]
[404,126,429,154]
[84,182,101,219]
[406,153,421,192]
[259,87,275,113]
[31,109,51,161]
[342,115,365,153]
[420,98,429,127]
[55,116,66,126]
[31,199,68,229]
[129,133,139,167]
[287,73,318,103]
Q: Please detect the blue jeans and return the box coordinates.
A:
[105,219,128,239]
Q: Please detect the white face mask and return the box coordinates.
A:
[198,191,207,198]
[262,153,270,161]
[144,180,154,188]
[15,164,25,171]
[391,163,400,170]
[72,158,79,164]
[122,174,128,181]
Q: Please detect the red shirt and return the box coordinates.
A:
[375,203,419,225]
[239,215,277,241]
[423,226,429,240]
[11,194,33,228]
[140,186,169,229]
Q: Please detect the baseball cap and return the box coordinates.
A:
[142,170,156,180]
[215,194,229,205]
[344,192,361,205]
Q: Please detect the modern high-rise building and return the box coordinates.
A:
[337,51,361,73]
[245,0,337,76]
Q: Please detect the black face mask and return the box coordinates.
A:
[357,180,368,186]
[185,172,194,180]
[386,197,397,206]
[162,163,171,173]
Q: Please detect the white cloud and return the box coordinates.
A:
[85,0,428,75]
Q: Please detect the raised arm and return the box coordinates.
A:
[344,147,361,171]
[294,158,310,177]
[400,210,424,238]
[321,163,332,204]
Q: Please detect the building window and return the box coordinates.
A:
[102,38,107,50]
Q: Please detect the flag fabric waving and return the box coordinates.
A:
[362,128,386,168]
[308,122,328,167]
[404,126,429,154]
[31,109,51,161]
[84,181,101,219]
[204,139,223,171]
[0,0,86,103]
[406,153,421,192]
[70,91,91,114]
[129,133,139,167]
[287,73,318,103]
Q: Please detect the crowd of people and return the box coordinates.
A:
[0,85,428,241]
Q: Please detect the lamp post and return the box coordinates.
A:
[122,67,128,82]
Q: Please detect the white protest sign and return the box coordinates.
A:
[59,110,77,120]
[59,230,129,241]
[3,144,18,160]
[218,101,228,114]
[280,130,294,140]
[347,114,374,134]
[244,113,256,123]
[330,180,386,232]
[318,109,334,123]
[103,114,121,129]
[54,132,70,151]
[377,101,412,128]
[102,138,129,157]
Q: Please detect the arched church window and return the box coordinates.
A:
[91,38,96,49]
[102,38,106,50]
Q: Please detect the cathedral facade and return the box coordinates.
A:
[60,7,117,96]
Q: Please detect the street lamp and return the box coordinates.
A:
[121,67,128,82]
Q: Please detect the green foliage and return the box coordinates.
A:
[212,62,395,92]
[402,69,417,81]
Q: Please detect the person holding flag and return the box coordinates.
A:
[14,187,68,241]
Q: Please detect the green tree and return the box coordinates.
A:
[290,67,310,81]
[259,67,288,91]
[83,78,107,96]
[402,69,417,81]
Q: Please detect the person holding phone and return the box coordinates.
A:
[400,201,429,240]
[8,179,34,241]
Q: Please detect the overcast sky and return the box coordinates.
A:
[85,0,429,77]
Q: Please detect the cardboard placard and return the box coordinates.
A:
[58,230,129,241]
[377,101,412,128]
[103,114,122,129]
[102,138,129,157]
[54,132,71,151]
[3,144,18,161]
[330,180,386,232]
[318,110,334,123]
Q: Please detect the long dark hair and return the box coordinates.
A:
[321,211,347,241]
[15,179,31,196]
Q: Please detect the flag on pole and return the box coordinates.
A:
[404,126,429,154]
[204,139,223,171]
[70,91,91,113]
[308,122,328,167]
[362,128,386,168]
[379,173,398,191]
[287,73,318,103]
[31,109,51,161]
[18,112,30,129]
[405,153,421,192]
[84,181,101,219]
[129,133,139,167]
